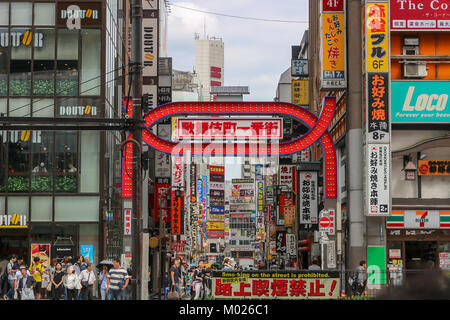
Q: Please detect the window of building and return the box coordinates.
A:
[34,3,55,26]
[8,131,31,192]
[11,2,32,26]
[32,99,54,117]
[80,29,101,95]
[30,223,52,243]
[7,196,29,219]
[54,196,99,222]
[55,131,78,193]
[0,3,9,26]
[10,28,32,96]
[56,29,78,96]
[0,28,8,96]
[79,223,99,264]
[31,131,53,193]
[33,28,55,96]
[31,196,52,221]
[80,131,99,193]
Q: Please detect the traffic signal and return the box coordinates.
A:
[298,239,310,252]
[141,93,153,113]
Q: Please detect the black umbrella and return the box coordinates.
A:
[96,260,114,270]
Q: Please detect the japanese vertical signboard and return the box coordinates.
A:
[365,1,390,216]
[256,180,265,240]
[286,234,297,258]
[171,156,184,187]
[155,181,170,223]
[291,59,308,77]
[279,165,295,192]
[155,124,171,178]
[276,231,286,254]
[367,144,390,216]
[291,80,309,106]
[208,165,225,239]
[320,0,346,89]
[299,171,318,229]
[171,190,183,235]
[142,0,158,113]
[123,209,132,235]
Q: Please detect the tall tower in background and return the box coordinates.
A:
[195,35,224,101]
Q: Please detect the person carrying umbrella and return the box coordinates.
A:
[96,260,113,300]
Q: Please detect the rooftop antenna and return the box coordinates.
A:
[203,15,206,39]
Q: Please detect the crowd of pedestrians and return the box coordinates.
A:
[0,255,132,300]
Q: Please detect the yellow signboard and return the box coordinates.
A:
[208,221,225,230]
[292,80,309,105]
[366,2,389,72]
[209,214,225,221]
[418,160,450,176]
[322,12,345,75]
[283,206,296,227]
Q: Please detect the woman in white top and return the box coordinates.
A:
[63,266,80,300]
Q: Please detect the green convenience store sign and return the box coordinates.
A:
[367,246,386,285]
[391,81,450,123]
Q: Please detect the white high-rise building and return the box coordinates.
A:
[195,35,224,101]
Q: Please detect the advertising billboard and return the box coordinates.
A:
[391,0,450,31]
[391,81,450,123]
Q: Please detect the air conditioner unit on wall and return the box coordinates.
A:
[403,62,427,78]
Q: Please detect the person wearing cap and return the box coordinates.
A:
[79,263,96,300]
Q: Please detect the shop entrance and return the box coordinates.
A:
[405,241,437,270]
[0,229,29,260]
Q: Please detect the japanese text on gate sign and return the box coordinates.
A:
[367,2,389,72]
[176,118,283,140]
[212,271,340,299]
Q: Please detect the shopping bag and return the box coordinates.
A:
[21,288,35,300]
[167,285,180,300]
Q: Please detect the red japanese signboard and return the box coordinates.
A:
[154,183,170,223]
[123,209,132,235]
[212,270,340,299]
[122,96,134,198]
[322,0,344,12]
[176,118,283,140]
[171,190,184,235]
[391,0,450,31]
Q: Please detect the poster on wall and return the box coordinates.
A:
[31,243,50,268]
[54,244,75,263]
[80,245,94,264]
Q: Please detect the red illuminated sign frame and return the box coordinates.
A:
[122,96,134,198]
[122,99,337,198]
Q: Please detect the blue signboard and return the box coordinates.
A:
[210,206,225,214]
[391,81,450,123]
[80,245,94,264]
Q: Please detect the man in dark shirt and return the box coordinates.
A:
[168,258,181,298]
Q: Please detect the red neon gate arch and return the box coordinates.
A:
[132,99,337,198]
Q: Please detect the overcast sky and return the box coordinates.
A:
[167,0,309,101]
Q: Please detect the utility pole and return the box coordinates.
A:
[346,0,365,270]
[131,0,143,300]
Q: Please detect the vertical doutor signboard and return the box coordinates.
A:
[142,0,158,113]
[320,0,346,90]
[364,1,391,216]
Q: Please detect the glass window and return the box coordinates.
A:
[80,29,101,95]
[54,224,77,247]
[9,98,30,117]
[34,3,55,26]
[57,29,78,96]
[54,197,99,221]
[31,197,52,221]
[33,29,55,96]
[8,131,31,192]
[0,196,4,211]
[0,98,6,116]
[11,2,32,26]
[0,29,8,96]
[30,223,52,243]
[32,99,54,117]
[79,223,99,264]
[31,131,53,193]
[80,131,99,192]
[55,131,78,193]
[10,29,32,96]
[7,197,29,219]
[0,3,9,26]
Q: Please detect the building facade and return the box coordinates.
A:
[194,36,224,101]
[0,0,126,268]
